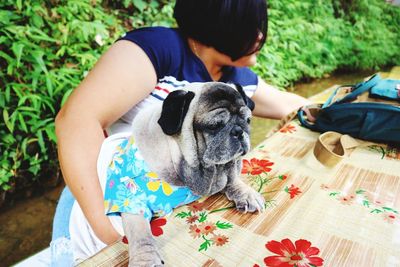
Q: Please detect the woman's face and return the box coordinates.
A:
[229,52,259,67]
[219,32,263,67]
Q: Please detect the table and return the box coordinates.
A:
[80,69,400,267]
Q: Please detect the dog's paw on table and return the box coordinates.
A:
[128,239,165,267]
[226,185,266,213]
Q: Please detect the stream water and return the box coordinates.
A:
[1,69,377,266]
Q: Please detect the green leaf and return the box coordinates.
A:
[198,212,207,223]
[61,89,73,106]
[31,50,48,74]
[45,126,57,143]
[175,211,191,218]
[355,189,365,194]
[370,209,383,214]
[31,13,44,28]
[382,207,398,214]
[284,186,289,193]
[133,0,147,12]
[0,92,5,108]
[1,183,12,191]
[3,109,13,132]
[16,0,22,11]
[11,43,24,68]
[18,113,28,133]
[36,130,46,153]
[28,161,41,176]
[45,74,54,97]
[215,221,233,229]
[0,50,13,64]
[199,237,211,252]
[362,200,370,208]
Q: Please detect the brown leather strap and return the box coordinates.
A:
[313,131,360,168]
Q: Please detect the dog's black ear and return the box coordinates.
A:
[158,90,195,135]
[234,83,255,111]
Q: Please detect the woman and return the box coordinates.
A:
[52,0,309,264]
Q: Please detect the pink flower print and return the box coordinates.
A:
[199,221,217,235]
[337,195,355,205]
[186,215,199,224]
[109,179,115,189]
[320,184,330,190]
[189,224,202,238]
[211,234,229,246]
[187,201,205,213]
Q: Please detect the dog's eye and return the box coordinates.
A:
[247,118,251,124]
[208,122,224,130]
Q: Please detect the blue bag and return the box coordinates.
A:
[298,74,400,145]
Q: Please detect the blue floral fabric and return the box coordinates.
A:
[104,135,200,221]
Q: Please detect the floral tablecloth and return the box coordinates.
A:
[80,71,400,267]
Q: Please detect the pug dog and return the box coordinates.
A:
[114,82,265,266]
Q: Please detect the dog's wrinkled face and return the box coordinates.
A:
[193,83,251,165]
[134,82,254,195]
[153,82,254,186]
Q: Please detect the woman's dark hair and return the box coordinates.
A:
[174,0,268,61]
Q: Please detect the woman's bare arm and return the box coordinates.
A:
[55,40,157,244]
[251,78,311,119]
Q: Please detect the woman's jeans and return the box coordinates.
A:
[50,186,75,266]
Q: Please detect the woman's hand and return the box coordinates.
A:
[92,214,121,245]
[251,79,312,119]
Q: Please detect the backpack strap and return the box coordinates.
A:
[336,73,382,104]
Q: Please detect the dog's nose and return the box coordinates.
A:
[231,126,244,139]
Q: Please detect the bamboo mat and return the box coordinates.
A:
[80,70,400,267]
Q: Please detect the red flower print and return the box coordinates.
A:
[189,224,202,238]
[241,158,274,175]
[150,217,167,236]
[211,234,229,246]
[383,213,397,224]
[279,124,296,133]
[278,175,287,181]
[187,201,205,212]
[285,184,301,199]
[199,221,217,235]
[264,238,324,267]
[186,215,199,224]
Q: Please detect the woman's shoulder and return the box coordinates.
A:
[117,27,186,79]
[120,26,184,49]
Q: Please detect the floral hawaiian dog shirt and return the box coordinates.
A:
[104,135,200,221]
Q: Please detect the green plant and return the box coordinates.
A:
[0,0,399,195]
[0,0,175,194]
[254,0,400,88]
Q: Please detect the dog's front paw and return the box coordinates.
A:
[226,185,265,213]
[129,238,164,267]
